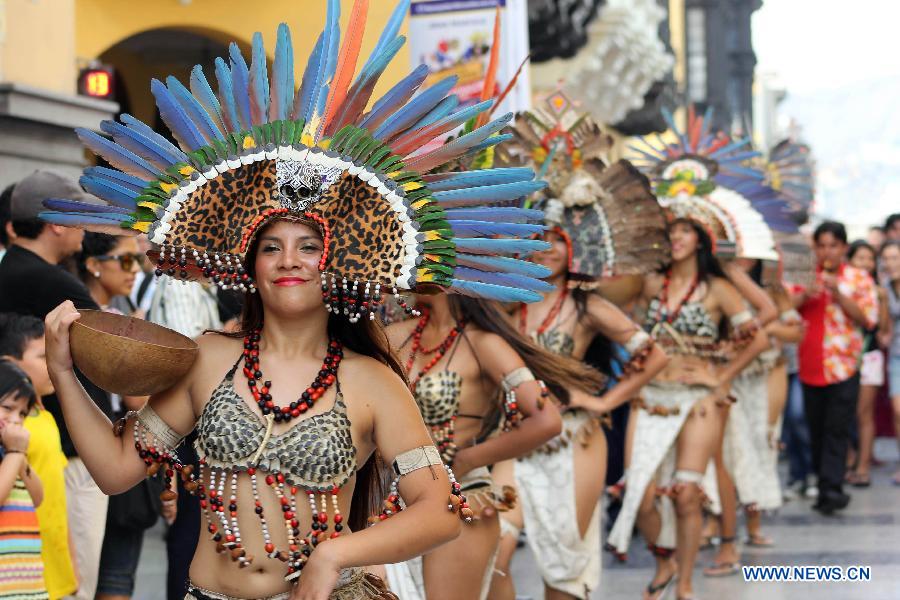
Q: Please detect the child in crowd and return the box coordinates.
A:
[0,359,46,599]
[0,313,76,599]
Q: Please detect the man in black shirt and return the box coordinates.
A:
[0,170,112,600]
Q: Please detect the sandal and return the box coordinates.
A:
[745,533,774,547]
[644,572,676,600]
[850,473,871,488]
[703,561,741,577]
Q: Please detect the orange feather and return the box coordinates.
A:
[490,54,529,119]
[474,6,502,129]
[322,0,369,134]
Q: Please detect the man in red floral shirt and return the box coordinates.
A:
[795,221,878,514]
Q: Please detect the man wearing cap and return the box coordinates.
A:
[0,170,113,600]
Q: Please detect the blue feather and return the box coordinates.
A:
[424,167,534,191]
[362,0,409,73]
[373,75,458,140]
[448,279,543,303]
[167,76,223,144]
[150,79,207,151]
[456,134,513,160]
[404,114,514,173]
[43,199,132,215]
[189,65,226,134]
[408,95,459,131]
[249,32,270,126]
[313,0,341,120]
[442,207,544,223]
[708,138,751,159]
[453,267,554,292]
[359,64,429,130]
[228,43,252,131]
[214,57,241,133]
[391,100,493,151]
[100,120,178,170]
[76,128,159,180]
[119,114,189,164]
[38,211,135,235]
[270,23,294,122]
[77,176,139,209]
[452,238,550,256]
[456,254,551,278]
[83,166,148,192]
[433,181,547,208]
[447,220,545,237]
[294,32,325,122]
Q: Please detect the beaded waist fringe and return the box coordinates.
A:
[185,568,398,600]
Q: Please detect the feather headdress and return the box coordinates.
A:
[40,0,552,321]
[496,91,670,283]
[629,106,792,262]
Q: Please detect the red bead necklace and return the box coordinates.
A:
[655,270,699,325]
[518,287,569,336]
[405,312,467,392]
[242,329,343,423]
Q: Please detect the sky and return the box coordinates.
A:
[752,0,900,227]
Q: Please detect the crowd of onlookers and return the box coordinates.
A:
[0,169,898,599]
[0,170,238,600]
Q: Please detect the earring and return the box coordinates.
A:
[93,271,101,278]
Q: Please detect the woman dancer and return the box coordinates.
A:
[384,292,607,599]
[609,111,776,599]
[39,3,556,597]
[491,98,671,600]
[845,241,891,486]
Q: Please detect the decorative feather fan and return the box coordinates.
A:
[629,105,790,261]
[495,90,670,281]
[40,0,555,320]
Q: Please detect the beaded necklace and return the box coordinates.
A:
[242,329,343,423]
[405,312,467,392]
[653,270,699,327]
[518,287,569,336]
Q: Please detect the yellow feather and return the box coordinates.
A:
[412,199,430,210]
[137,201,162,210]
[402,181,423,192]
[242,135,256,149]
[160,181,180,194]
[133,222,151,233]
[178,165,197,176]
[424,230,444,241]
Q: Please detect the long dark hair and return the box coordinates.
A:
[673,219,728,282]
[218,224,403,533]
[447,296,607,402]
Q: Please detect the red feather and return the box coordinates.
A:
[490,54,529,119]
[321,0,369,135]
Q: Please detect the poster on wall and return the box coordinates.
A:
[408,0,530,116]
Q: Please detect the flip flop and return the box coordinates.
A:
[703,561,741,577]
[644,573,677,600]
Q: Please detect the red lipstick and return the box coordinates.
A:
[274,276,309,287]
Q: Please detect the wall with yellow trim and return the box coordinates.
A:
[1,0,77,93]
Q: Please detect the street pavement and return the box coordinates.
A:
[134,439,900,599]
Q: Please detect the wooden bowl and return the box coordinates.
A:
[70,310,199,396]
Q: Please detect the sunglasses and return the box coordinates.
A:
[95,252,144,271]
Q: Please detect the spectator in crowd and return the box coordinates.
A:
[845,241,891,487]
[879,241,900,485]
[74,233,157,600]
[886,213,900,242]
[0,359,45,600]
[867,226,885,251]
[0,170,112,600]
[0,313,76,599]
[795,221,879,514]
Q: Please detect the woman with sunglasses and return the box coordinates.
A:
[76,232,143,317]
[75,232,157,600]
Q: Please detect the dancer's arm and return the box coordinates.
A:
[450,332,562,477]
[711,278,770,388]
[723,260,778,325]
[296,359,461,598]
[44,301,197,494]
[570,295,668,415]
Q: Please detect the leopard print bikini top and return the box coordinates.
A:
[644,297,722,361]
[194,358,357,492]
